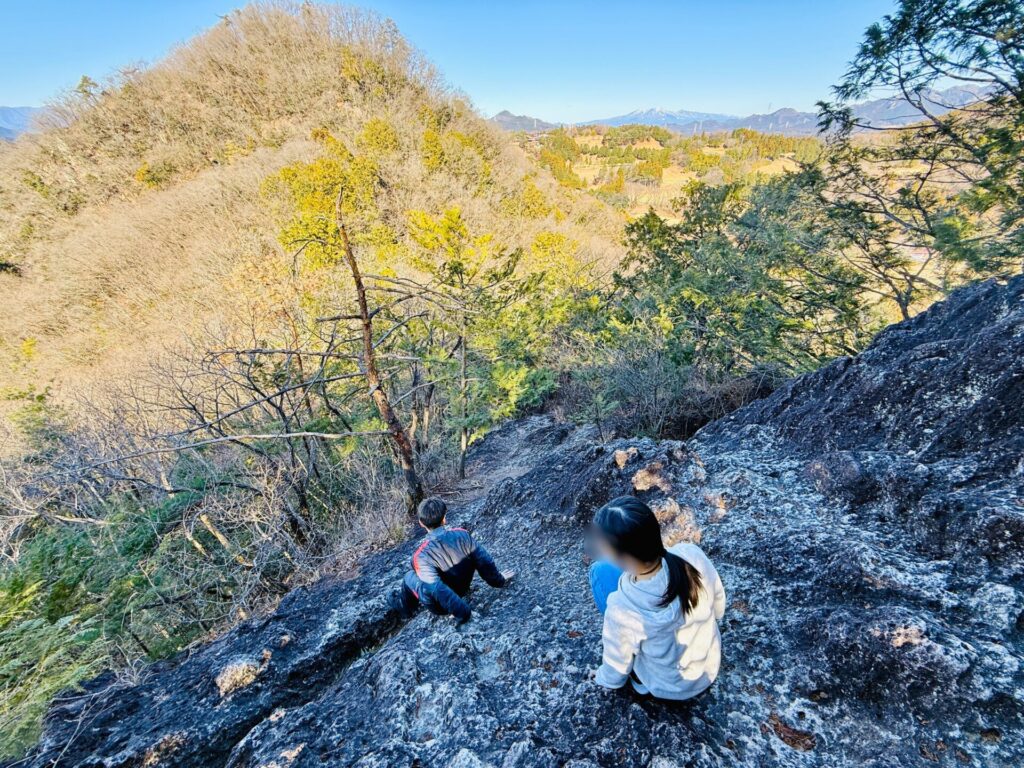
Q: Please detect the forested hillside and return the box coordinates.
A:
[1,0,1021,759]
[0,4,623,435]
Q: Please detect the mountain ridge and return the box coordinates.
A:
[0,106,42,140]
[491,84,992,136]
[592,106,736,127]
[490,109,558,132]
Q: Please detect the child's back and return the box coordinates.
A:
[395,498,513,622]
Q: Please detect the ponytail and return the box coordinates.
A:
[593,495,704,617]
[660,550,703,615]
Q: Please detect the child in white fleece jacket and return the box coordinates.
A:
[588,497,726,700]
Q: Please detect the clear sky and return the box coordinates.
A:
[0,1,897,122]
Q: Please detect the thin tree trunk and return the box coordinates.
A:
[458,319,468,480]
[421,384,433,452]
[336,193,423,512]
[409,364,421,452]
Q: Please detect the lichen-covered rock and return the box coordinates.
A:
[702,276,1024,482]
[11,277,1024,767]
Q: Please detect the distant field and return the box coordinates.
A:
[574,134,604,149]
[528,124,820,218]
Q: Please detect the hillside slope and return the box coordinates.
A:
[13,277,1023,767]
[0,4,621,442]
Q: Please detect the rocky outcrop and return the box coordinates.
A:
[13,277,1024,767]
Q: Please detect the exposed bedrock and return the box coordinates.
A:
[12,276,1024,767]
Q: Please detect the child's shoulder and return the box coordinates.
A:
[444,526,473,541]
[669,541,706,560]
[440,526,475,546]
[669,541,715,575]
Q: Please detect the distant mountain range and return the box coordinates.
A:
[492,86,991,136]
[0,106,42,140]
[593,107,735,128]
[490,110,559,132]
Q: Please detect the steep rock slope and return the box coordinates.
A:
[13,277,1024,767]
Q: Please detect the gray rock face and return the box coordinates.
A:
[13,277,1024,767]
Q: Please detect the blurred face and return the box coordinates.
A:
[586,525,648,575]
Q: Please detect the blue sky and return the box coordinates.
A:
[0,1,896,122]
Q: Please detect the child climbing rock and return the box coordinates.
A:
[587,496,726,700]
[393,497,514,623]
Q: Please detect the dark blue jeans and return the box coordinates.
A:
[401,570,443,615]
[589,561,623,614]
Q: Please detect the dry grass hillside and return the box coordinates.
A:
[0,0,1018,759]
[0,2,622,451]
[0,5,629,752]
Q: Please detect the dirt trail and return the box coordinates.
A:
[450,416,573,503]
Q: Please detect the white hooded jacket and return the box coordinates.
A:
[595,542,726,700]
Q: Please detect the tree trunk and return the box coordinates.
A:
[421,384,433,453]
[458,320,468,480]
[897,289,912,322]
[336,193,423,512]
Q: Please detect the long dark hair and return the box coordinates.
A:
[592,496,703,615]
